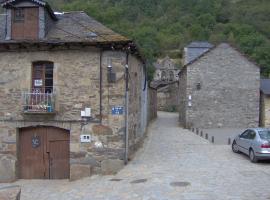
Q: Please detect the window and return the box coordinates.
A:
[169,71,174,81]
[14,8,25,22]
[248,131,256,140]
[161,71,166,81]
[240,130,250,139]
[259,130,270,140]
[32,62,54,93]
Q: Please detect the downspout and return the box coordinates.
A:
[5,9,7,39]
[99,50,103,124]
[124,52,129,165]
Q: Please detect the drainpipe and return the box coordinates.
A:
[5,9,7,39]
[124,52,129,165]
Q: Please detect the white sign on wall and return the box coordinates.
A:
[34,79,43,86]
[80,135,91,143]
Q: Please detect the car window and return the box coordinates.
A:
[240,130,250,139]
[248,131,256,140]
[258,130,270,140]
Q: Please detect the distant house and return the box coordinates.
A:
[179,43,260,129]
[0,0,156,182]
[260,79,270,127]
[152,56,180,111]
[153,56,180,82]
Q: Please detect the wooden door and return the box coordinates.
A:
[19,127,70,179]
[19,127,46,179]
[47,127,70,179]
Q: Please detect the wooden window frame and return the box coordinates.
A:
[13,8,25,23]
[32,61,54,94]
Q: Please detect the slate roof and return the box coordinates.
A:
[0,10,130,44]
[261,79,270,95]
[45,11,129,43]
[186,41,214,48]
[2,0,45,6]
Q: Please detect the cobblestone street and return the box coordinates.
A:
[2,112,270,200]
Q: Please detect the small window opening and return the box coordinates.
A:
[196,82,201,90]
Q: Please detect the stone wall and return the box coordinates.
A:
[180,43,260,129]
[157,82,179,112]
[260,94,270,127]
[0,47,146,181]
[148,87,157,122]
[127,55,147,158]
[178,67,187,127]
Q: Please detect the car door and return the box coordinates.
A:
[237,130,250,154]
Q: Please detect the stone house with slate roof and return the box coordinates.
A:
[0,0,153,182]
[260,79,270,127]
[179,43,260,129]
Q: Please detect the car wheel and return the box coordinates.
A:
[232,141,239,153]
[249,149,258,163]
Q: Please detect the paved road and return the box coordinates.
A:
[2,112,270,200]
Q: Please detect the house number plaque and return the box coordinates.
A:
[32,136,41,148]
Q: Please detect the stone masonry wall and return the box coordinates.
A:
[185,43,260,128]
[178,67,187,127]
[127,55,147,158]
[157,82,179,112]
[0,47,145,181]
[148,87,157,122]
[260,94,270,127]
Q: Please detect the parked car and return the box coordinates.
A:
[232,128,270,162]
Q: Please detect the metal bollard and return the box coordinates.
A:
[205,133,208,140]
[200,131,203,137]
[228,138,231,145]
[196,128,199,135]
[192,128,194,132]
[211,136,214,143]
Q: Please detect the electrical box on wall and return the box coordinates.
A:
[80,135,91,143]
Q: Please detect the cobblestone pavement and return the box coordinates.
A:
[2,112,270,200]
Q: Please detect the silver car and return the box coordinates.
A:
[232,128,270,162]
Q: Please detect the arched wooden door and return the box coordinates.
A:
[19,127,70,179]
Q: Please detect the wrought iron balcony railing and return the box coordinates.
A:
[22,92,55,113]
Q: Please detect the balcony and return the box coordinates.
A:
[22,92,55,114]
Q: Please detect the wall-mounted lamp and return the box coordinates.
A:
[107,60,116,83]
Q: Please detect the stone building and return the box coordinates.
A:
[0,0,155,182]
[260,79,270,127]
[151,81,179,112]
[152,56,180,111]
[179,43,260,129]
[153,56,179,82]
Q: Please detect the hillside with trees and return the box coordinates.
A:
[2,0,270,78]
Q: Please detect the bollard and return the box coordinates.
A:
[192,128,194,132]
[228,138,231,145]
[205,133,208,140]
[196,128,199,135]
[200,131,203,137]
[211,136,214,143]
